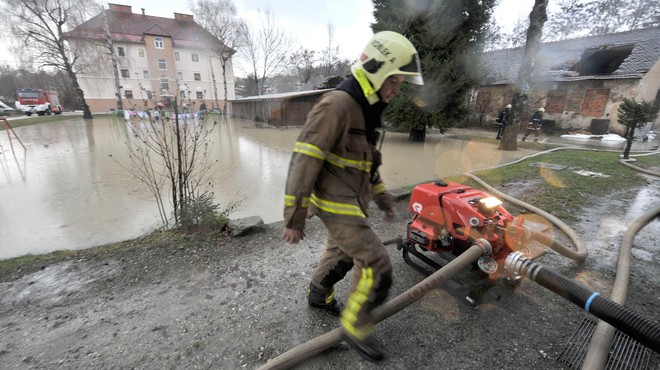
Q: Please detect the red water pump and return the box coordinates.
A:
[391,180,528,288]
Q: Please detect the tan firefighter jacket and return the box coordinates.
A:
[283,90,394,231]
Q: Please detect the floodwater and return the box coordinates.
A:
[0,115,652,260]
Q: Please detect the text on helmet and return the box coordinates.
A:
[372,40,397,64]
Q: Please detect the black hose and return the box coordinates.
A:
[505,252,660,353]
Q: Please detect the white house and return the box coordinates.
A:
[64,3,235,113]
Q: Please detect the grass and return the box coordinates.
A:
[0,113,96,130]
[447,149,656,222]
[632,152,660,170]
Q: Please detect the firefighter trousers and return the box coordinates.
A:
[311,219,392,341]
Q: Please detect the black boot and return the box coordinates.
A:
[342,333,386,362]
[308,282,343,316]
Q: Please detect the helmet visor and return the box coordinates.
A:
[400,53,423,85]
[404,74,424,86]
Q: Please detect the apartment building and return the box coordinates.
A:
[64,3,235,113]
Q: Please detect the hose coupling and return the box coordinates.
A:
[472,238,492,255]
[505,251,543,281]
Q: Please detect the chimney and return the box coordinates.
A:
[108,3,132,14]
[174,13,194,22]
[141,8,145,15]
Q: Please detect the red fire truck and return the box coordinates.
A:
[15,88,63,116]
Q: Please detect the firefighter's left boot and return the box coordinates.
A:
[308,282,343,316]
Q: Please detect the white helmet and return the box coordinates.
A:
[506,104,512,109]
[351,31,424,93]
[538,107,545,112]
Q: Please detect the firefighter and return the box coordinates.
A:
[282,31,424,362]
[495,104,511,140]
[522,107,545,142]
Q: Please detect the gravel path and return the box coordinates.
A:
[0,180,658,370]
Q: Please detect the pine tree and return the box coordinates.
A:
[371,0,497,141]
[618,98,659,159]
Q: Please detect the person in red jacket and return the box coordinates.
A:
[282,31,424,362]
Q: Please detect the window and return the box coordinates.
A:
[581,89,610,117]
[154,37,164,49]
[175,52,180,61]
[120,69,130,78]
[179,91,186,99]
[191,53,199,62]
[117,47,125,57]
[158,59,166,70]
[160,78,170,91]
[196,91,204,99]
[545,90,567,114]
[177,71,183,81]
[194,73,201,81]
[143,70,150,79]
[124,90,133,99]
[138,48,145,58]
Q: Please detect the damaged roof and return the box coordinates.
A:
[480,26,660,85]
[64,8,230,52]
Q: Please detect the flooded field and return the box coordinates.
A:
[0,115,651,259]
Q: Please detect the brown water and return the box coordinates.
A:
[1,116,540,260]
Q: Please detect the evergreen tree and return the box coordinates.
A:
[372,0,497,141]
[618,98,659,159]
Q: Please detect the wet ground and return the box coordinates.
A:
[0,118,658,369]
[0,176,657,369]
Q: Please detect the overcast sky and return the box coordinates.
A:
[0,0,539,67]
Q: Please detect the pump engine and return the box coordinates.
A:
[392,180,529,288]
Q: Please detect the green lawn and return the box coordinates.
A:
[449,149,657,222]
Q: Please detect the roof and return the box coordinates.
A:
[480,27,660,85]
[64,7,230,52]
[231,89,333,102]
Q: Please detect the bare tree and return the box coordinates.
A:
[320,22,341,78]
[473,91,493,127]
[499,0,548,151]
[543,0,659,42]
[289,48,316,87]
[237,9,291,95]
[543,0,587,41]
[506,18,530,48]
[188,0,244,114]
[117,95,240,230]
[0,0,94,118]
[101,5,122,111]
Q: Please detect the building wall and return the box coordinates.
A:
[477,78,646,134]
[232,93,325,127]
[72,34,235,114]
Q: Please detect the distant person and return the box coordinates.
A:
[521,107,545,142]
[495,104,511,140]
[281,31,424,362]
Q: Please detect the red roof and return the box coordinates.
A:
[64,8,231,52]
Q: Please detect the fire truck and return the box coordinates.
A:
[15,88,63,116]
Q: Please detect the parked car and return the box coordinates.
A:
[1,100,15,114]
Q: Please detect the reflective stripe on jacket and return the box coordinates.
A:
[283,90,394,230]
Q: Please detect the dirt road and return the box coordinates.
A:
[0,181,658,369]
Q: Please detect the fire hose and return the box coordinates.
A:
[260,147,657,368]
[581,204,660,369]
[257,239,493,370]
[505,251,660,353]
